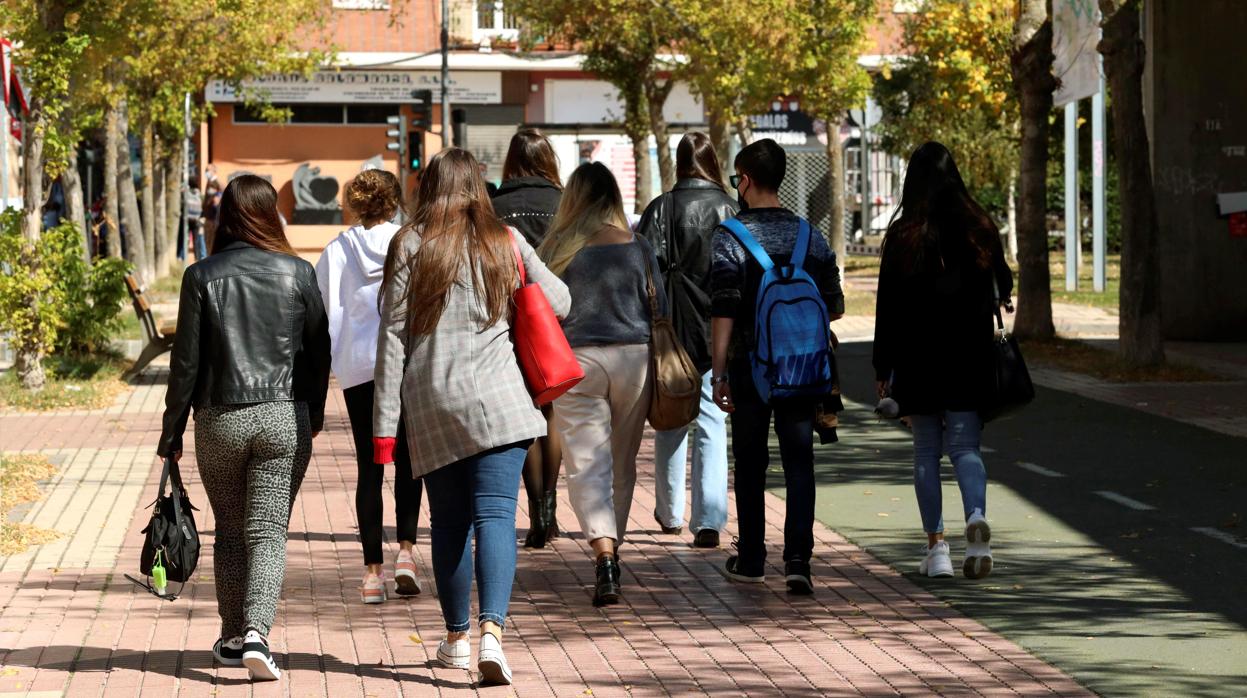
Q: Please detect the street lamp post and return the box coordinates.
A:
[440,0,450,148]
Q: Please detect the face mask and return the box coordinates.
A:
[734,178,749,211]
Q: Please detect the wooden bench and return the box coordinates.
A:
[122,275,177,380]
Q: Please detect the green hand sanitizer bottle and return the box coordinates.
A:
[152,550,167,596]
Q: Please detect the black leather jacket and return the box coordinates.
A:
[157,240,331,457]
[636,178,739,372]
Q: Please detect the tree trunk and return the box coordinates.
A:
[825,117,847,271]
[1099,0,1164,366]
[734,115,752,149]
[165,143,183,266]
[116,100,149,281]
[62,146,90,261]
[1010,5,1056,340]
[103,98,122,258]
[708,104,732,185]
[140,117,157,277]
[17,95,48,391]
[153,145,167,276]
[622,79,653,213]
[644,79,676,193]
[1007,167,1019,263]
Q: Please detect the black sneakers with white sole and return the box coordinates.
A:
[212,636,244,667]
[784,560,814,595]
[242,629,280,681]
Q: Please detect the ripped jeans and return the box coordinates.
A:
[910,411,987,534]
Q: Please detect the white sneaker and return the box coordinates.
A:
[477,632,512,685]
[964,512,993,579]
[436,634,471,670]
[241,629,280,681]
[918,541,954,578]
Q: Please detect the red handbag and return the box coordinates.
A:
[510,237,583,405]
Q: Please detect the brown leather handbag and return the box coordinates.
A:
[645,257,701,431]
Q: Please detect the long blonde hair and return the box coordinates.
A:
[381,148,515,336]
[537,162,628,277]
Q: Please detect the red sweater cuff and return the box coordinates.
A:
[373,437,397,464]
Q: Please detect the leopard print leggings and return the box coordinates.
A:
[194,401,311,638]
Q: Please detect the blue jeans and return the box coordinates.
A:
[653,371,729,532]
[910,412,988,534]
[423,442,529,632]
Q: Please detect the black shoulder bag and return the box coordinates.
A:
[126,457,200,600]
[980,277,1035,422]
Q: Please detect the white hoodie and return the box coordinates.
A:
[315,222,401,390]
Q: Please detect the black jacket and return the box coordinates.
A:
[490,176,562,247]
[872,228,1013,417]
[637,178,739,372]
[157,240,331,457]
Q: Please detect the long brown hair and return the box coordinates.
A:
[883,141,1000,273]
[676,132,726,190]
[502,128,562,188]
[537,162,628,277]
[212,175,296,255]
[382,148,516,336]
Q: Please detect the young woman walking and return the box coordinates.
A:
[315,169,424,604]
[637,132,738,549]
[157,175,330,681]
[872,141,1014,580]
[373,148,570,685]
[490,128,565,548]
[540,162,668,607]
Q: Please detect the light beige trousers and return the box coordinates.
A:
[554,343,653,546]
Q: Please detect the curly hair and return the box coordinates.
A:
[344,169,402,225]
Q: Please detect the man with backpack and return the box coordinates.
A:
[709,138,844,594]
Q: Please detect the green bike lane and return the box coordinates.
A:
[761,341,1247,696]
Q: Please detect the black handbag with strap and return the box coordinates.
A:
[981,279,1034,422]
[127,457,200,600]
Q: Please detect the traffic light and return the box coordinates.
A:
[451,108,467,148]
[408,131,424,171]
[411,89,432,132]
[385,114,405,160]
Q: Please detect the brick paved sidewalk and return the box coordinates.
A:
[1,374,1089,697]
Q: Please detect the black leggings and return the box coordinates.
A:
[342,381,423,566]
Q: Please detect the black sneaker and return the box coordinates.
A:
[692,529,720,549]
[785,560,814,595]
[212,636,244,666]
[723,540,765,583]
[592,555,621,606]
[242,629,280,681]
[653,512,683,535]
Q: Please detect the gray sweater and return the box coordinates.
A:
[559,236,669,348]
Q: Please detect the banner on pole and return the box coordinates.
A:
[1052,0,1102,107]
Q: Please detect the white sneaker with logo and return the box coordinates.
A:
[436,634,471,670]
[963,512,993,579]
[918,540,954,578]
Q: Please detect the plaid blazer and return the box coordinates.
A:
[373,228,571,476]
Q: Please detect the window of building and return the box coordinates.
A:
[234,103,397,126]
[474,1,519,42]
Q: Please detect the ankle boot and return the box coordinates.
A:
[523,497,548,549]
[592,555,621,607]
[543,489,560,541]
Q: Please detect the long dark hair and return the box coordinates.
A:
[882,142,999,273]
[502,128,562,189]
[212,175,296,256]
[676,132,725,190]
[382,148,515,336]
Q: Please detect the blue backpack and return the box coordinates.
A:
[721,217,832,403]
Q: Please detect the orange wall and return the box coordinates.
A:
[304,0,441,54]
[207,104,447,219]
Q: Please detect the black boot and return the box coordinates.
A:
[524,497,548,549]
[543,489,560,541]
[592,555,621,607]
